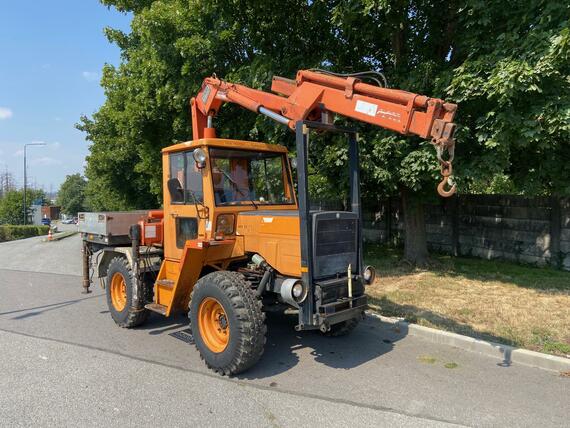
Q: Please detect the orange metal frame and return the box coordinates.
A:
[190,69,458,197]
[193,70,456,141]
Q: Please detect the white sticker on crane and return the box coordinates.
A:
[355,100,378,117]
[262,217,274,223]
[144,225,157,239]
[206,220,212,231]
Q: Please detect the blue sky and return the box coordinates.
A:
[0,1,132,192]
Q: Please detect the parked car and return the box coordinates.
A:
[61,218,75,224]
[41,218,51,226]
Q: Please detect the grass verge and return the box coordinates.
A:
[365,245,570,358]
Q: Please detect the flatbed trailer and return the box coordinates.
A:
[79,210,163,298]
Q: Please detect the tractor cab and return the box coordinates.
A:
[161,139,298,262]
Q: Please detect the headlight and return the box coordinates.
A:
[292,282,304,299]
[280,279,307,307]
[363,265,376,285]
[216,214,235,235]
[193,148,207,168]
[291,281,307,303]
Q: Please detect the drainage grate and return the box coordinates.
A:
[169,328,195,345]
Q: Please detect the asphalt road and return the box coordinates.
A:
[0,234,568,427]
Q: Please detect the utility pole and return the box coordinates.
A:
[23,143,46,225]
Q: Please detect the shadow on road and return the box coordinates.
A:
[1,294,102,320]
[240,311,405,379]
[134,309,406,379]
[138,312,189,336]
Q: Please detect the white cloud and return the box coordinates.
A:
[0,107,13,120]
[30,156,62,166]
[13,149,23,157]
[82,71,100,82]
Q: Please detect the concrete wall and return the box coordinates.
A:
[361,195,570,270]
[561,198,570,270]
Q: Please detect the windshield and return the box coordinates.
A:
[209,148,294,206]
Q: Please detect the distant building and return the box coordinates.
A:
[41,205,61,221]
[30,204,43,225]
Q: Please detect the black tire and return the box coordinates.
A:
[105,256,149,328]
[189,271,266,376]
[322,317,360,337]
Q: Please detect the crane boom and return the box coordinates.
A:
[191,69,458,197]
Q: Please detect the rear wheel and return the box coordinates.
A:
[322,317,360,337]
[105,256,149,328]
[190,271,266,375]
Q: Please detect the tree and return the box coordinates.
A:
[0,189,47,225]
[57,174,88,216]
[81,0,570,265]
[0,170,16,199]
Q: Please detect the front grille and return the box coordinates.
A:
[315,218,357,256]
[312,212,358,279]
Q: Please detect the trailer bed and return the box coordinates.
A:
[78,211,150,245]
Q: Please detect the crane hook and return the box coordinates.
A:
[437,161,456,198]
[438,176,457,197]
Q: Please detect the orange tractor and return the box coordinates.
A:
[80,69,457,375]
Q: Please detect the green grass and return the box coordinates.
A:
[365,245,570,357]
[418,355,437,364]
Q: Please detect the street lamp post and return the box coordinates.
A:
[23,143,46,225]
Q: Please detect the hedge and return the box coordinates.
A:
[0,225,50,242]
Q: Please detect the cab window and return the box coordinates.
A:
[168,151,204,204]
[209,148,294,206]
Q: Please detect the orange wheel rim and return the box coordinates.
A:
[198,297,230,353]
[110,272,127,312]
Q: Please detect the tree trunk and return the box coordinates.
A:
[401,188,429,266]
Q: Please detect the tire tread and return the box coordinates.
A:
[106,256,149,328]
[190,271,266,375]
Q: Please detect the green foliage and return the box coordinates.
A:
[0,189,47,225]
[82,0,570,212]
[0,225,49,242]
[447,1,570,195]
[81,0,337,209]
[56,174,88,216]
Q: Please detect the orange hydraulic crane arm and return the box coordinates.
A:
[191,70,458,197]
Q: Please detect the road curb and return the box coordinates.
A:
[43,231,78,242]
[367,311,570,373]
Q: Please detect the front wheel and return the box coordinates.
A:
[189,271,266,376]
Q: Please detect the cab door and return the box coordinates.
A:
[163,150,205,260]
